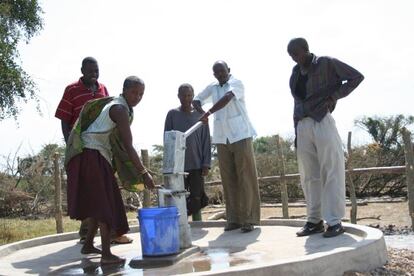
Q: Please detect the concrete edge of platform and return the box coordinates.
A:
[0,220,373,257]
[0,232,76,258]
[0,225,139,258]
[0,219,386,276]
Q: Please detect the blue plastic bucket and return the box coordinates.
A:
[138,206,180,256]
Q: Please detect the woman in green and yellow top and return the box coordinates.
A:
[66,76,155,265]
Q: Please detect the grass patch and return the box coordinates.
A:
[0,217,79,246]
[127,211,136,219]
[0,212,138,246]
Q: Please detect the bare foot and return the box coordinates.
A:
[81,245,102,254]
[101,254,125,265]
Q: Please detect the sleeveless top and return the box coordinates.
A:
[81,96,131,164]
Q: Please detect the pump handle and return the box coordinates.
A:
[184,121,203,139]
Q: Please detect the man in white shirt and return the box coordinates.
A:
[193,61,261,233]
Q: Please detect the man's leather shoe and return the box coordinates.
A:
[323,223,345,238]
[224,223,241,231]
[296,220,324,237]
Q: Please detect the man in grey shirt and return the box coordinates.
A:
[287,38,364,238]
[164,83,211,221]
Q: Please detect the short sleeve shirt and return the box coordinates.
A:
[55,78,109,128]
[194,75,256,144]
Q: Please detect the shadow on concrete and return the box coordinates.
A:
[48,257,128,275]
[11,242,128,275]
[208,227,262,252]
[304,232,359,254]
[191,228,209,241]
[11,243,84,275]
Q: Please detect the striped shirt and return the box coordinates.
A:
[55,78,109,127]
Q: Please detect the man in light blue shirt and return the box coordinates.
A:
[193,61,261,233]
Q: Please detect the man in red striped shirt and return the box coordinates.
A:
[55,57,109,142]
[55,57,133,245]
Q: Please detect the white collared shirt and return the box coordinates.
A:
[194,75,256,144]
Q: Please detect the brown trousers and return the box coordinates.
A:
[217,138,261,225]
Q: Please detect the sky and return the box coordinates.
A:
[1,0,413,162]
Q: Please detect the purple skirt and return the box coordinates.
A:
[66,148,129,236]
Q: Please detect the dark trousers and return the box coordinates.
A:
[185,169,208,216]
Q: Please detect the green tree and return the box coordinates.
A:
[253,135,303,201]
[149,144,164,183]
[356,115,414,150]
[0,143,65,217]
[353,115,414,196]
[0,0,43,120]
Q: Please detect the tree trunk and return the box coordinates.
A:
[347,132,357,224]
[276,135,289,219]
[53,152,63,233]
[141,149,151,207]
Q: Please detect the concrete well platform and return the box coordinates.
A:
[0,220,387,276]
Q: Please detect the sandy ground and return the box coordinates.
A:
[200,201,412,228]
[344,248,414,275]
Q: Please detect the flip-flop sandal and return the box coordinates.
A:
[110,235,133,244]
